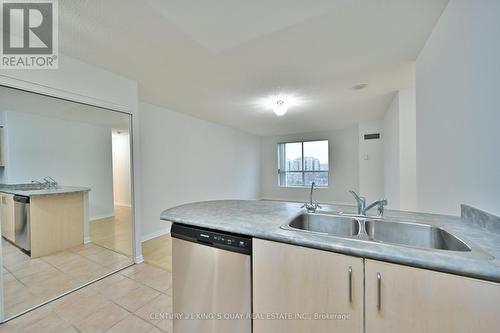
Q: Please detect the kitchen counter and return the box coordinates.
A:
[161,200,500,283]
[0,186,90,197]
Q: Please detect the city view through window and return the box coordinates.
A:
[278,140,329,187]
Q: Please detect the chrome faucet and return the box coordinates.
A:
[43,176,58,188]
[302,182,322,213]
[349,190,388,217]
[31,180,44,189]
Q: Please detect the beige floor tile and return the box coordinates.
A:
[113,284,160,312]
[134,294,173,326]
[94,275,142,300]
[70,243,107,257]
[8,259,58,280]
[105,314,153,333]
[52,290,111,324]
[74,302,129,333]
[23,312,71,333]
[58,326,80,333]
[155,318,173,332]
[125,264,172,292]
[0,305,53,332]
[87,271,126,291]
[1,206,136,320]
[86,250,130,268]
[51,286,100,309]
[4,297,45,319]
[41,251,84,267]
[23,273,79,299]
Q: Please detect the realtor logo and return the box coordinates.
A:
[1,0,58,69]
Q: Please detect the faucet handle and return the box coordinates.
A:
[377,200,388,216]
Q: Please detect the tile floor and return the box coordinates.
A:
[0,263,173,333]
[2,240,132,318]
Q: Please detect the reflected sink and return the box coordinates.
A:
[282,213,360,238]
[364,220,471,252]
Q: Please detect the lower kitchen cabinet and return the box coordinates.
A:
[365,259,500,333]
[0,193,15,242]
[253,238,363,333]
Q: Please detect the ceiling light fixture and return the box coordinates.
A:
[256,93,305,116]
[273,100,288,116]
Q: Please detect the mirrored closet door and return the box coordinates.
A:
[0,85,135,320]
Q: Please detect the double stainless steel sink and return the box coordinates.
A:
[282,211,488,256]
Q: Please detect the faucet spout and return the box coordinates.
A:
[302,182,321,213]
[349,190,387,217]
[309,182,316,205]
[349,190,366,215]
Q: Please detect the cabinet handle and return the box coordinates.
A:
[348,266,352,303]
[377,272,381,310]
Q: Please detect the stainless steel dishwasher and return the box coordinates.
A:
[171,223,252,333]
[14,195,30,251]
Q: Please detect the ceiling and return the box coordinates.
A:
[59,0,449,136]
[0,86,130,131]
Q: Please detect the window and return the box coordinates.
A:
[277,140,329,187]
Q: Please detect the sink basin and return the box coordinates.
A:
[364,220,471,252]
[282,213,360,238]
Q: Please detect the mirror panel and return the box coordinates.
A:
[0,85,134,319]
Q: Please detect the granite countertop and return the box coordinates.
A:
[0,186,91,197]
[161,200,500,283]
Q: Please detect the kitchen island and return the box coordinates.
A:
[0,186,90,257]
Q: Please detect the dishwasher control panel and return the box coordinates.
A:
[171,223,252,255]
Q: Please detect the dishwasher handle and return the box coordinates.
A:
[14,195,30,204]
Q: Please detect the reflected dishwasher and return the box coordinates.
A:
[171,223,252,333]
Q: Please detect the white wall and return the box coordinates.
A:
[416,0,500,217]
[138,102,261,240]
[358,120,384,203]
[383,88,417,211]
[112,132,132,207]
[398,88,417,211]
[2,111,115,220]
[383,95,400,209]
[260,128,359,205]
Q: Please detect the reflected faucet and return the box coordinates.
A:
[31,180,44,190]
[43,176,58,189]
[349,190,388,217]
[302,182,322,213]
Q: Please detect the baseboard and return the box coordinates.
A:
[89,213,115,222]
[141,228,170,242]
[134,255,144,264]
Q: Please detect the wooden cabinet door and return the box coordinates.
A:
[365,259,500,333]
[1,194,15,242]
[253,239,363,333]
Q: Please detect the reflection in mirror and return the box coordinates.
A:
[0,86,134,319]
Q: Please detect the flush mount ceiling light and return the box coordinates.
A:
[256,93,305,117]
[273,100,288,116]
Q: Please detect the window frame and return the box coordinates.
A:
[277,139,329,188]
